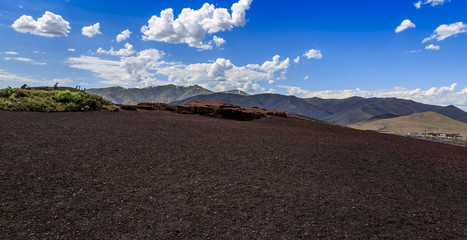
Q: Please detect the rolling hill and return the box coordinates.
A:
[173,92,467,124]
[87,85,467,124]
[173,93,331,119]
[348,111,467,138]
[87,85,213,105]
[307,97,467,124]
[87,85,251,105]
[2,110,466,239]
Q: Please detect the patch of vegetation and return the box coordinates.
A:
[54,90,83,103]
[0,86,119,112]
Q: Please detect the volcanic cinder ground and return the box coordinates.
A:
[1,110,466,239]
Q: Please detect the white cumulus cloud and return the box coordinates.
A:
[293,56,300,64]
[304,49,322,59]
[140,0,252,49]
[116,29,131,43]
[304,75,309,80]
[68,48,76,52]
[211,36,226,47]
[395,19,416,33]
[422,22,467,43]
[68,56,130,86]
[425,44,440,50]
[414,0,450,9]
[68,46,290,92]
[12,11,70,37]
[97,43,137,57]
[82,23,102,37]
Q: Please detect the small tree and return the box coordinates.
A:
[20,84,28,89]
[54,82,59,89]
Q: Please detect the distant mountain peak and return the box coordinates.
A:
[87,84,212,105]
[222,89,249,96]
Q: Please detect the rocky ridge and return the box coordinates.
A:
[117,101,287,120]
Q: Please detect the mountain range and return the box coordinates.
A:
[88,85,467,125]
[87,85,213,105]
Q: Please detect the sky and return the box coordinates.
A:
[1,0,466,110]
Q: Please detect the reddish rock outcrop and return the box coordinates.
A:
[117,101,287,120]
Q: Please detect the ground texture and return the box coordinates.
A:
[1,110,466,239]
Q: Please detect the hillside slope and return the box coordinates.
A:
[1,111,465,239]
[173,93,330,119]
[87,85,467,124]
[87,85,213,105]
[174,93,467,124]
[349,111,467,137]
[315,97,467,125]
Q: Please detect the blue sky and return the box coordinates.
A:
[1,0,466,109]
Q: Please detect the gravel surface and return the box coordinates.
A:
[1,110,466,239]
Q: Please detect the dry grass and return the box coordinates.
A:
[349,111,467,137]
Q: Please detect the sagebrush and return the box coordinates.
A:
[0,87,119,112]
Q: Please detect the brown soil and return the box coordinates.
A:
[1,110,466,239]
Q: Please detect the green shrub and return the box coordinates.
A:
[0,87,118,112]
[14,89,29,98]
[54,90,82,103]
[0,88,13,98]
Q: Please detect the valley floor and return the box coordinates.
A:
[1,111,466,239]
